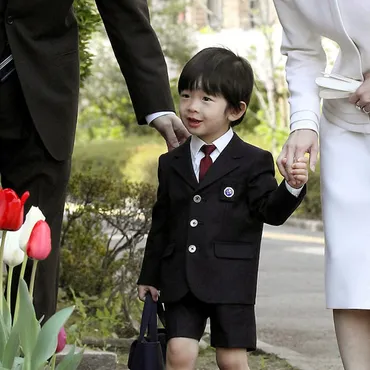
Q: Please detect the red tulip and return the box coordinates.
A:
[56,327,67,353]
[26,220,51,260]
[0,189,30,231]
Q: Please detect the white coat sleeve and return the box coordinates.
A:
[273,0,327,133]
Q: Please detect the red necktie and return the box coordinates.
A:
[199,144,216,182]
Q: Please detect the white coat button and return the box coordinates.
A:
[193,195,201,203]
[190,219,198,227]
[188,245,197,253]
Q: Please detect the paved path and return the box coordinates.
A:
[256,224,343,370]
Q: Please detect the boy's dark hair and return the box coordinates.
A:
[178,47,254,126]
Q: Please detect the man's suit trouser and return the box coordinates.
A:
[0,72,71,323]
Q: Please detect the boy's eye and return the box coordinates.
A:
[180,93,190,98]
[203,96,213,102]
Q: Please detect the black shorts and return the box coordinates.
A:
[164,293,256,351]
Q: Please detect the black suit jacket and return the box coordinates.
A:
[4,0,174,160]
[138,134,306,305]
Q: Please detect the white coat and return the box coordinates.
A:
[274,0,370,133]
[274,0,370,309]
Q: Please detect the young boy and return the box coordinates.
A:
[137,47,308,370]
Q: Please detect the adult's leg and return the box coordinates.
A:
[0,72,71,323]
[333,310,370,370]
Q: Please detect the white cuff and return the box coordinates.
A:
[290,111,319,133]
[146,111,176,125]
[290,120,319,134]
[285,181,303,197]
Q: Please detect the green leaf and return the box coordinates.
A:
[55,345,84,370]
[31,306,74,370]
[2,300,12,336]
[3,325,20,369]
[16,280,40,360]
[11,357,23,370]
[0,312,9,360]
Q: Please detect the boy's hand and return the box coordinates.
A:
[284,157,309,189]
[138,285,159,302]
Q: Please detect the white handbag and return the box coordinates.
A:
[315,72,362,99]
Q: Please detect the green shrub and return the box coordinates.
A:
[71,139,133,179]
[295,164,322,220]
[60,168,156,336]
[123,143,166,187]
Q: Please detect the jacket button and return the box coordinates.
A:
[193,195,201,203]
[6,16,14,24]
[190,219,198,227]
[188,245,197,253]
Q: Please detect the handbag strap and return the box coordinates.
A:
[157,297,166,328]
[138,294,158,343]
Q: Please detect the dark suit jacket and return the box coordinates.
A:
[138,134,306,305]
[4,0,174,160]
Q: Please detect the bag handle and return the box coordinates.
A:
[138,294,158,343]
[157,297,166,328]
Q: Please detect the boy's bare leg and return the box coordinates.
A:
[166,337,199,370]
[216,348,250,370]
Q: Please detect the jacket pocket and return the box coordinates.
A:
[214,242,256,260]
[162,243,175,258]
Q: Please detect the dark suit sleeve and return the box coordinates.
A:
[137,155,169,288]
[95,0,175,124]
[248,150,306,226]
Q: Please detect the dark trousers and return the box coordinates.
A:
[0,72,71,323]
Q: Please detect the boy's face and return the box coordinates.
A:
[179,89,232,144]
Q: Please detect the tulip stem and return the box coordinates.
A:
[50,353,56,370]
[6,266,13,311]
[29,260,38,299]
[0,230,7,315]
[14,253,28,323]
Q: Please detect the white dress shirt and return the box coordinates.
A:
[190,128,302,196]
[146,111,175,125]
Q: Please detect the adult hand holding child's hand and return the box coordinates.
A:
[283,157,309,189]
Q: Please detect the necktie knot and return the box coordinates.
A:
[201,144,216,156]
[199,144,216,182]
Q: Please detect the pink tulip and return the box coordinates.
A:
[56,327,67,353]
[0,189,30,231]
[26,220,51,260]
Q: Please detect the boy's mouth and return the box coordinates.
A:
[187,118,202,128]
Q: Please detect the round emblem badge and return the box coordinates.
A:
[224,187,234,198]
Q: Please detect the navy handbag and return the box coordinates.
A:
[128,295,166,370]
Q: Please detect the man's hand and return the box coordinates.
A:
[151,114,190,151]
[277,129,318,184]
[138,285,159,302]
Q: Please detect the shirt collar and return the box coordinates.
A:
[190,128,234,159]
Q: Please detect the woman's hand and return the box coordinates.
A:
[349,72,370,114]
[277,129,318,185]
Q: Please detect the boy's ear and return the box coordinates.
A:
[227,101,247,122]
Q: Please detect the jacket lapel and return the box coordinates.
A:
[197,134,244,191]
[171,139,198,190]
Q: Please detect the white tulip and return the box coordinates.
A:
[19,206,46,252]
[1,230,25,267]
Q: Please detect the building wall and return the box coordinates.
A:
[184,0,276,30]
